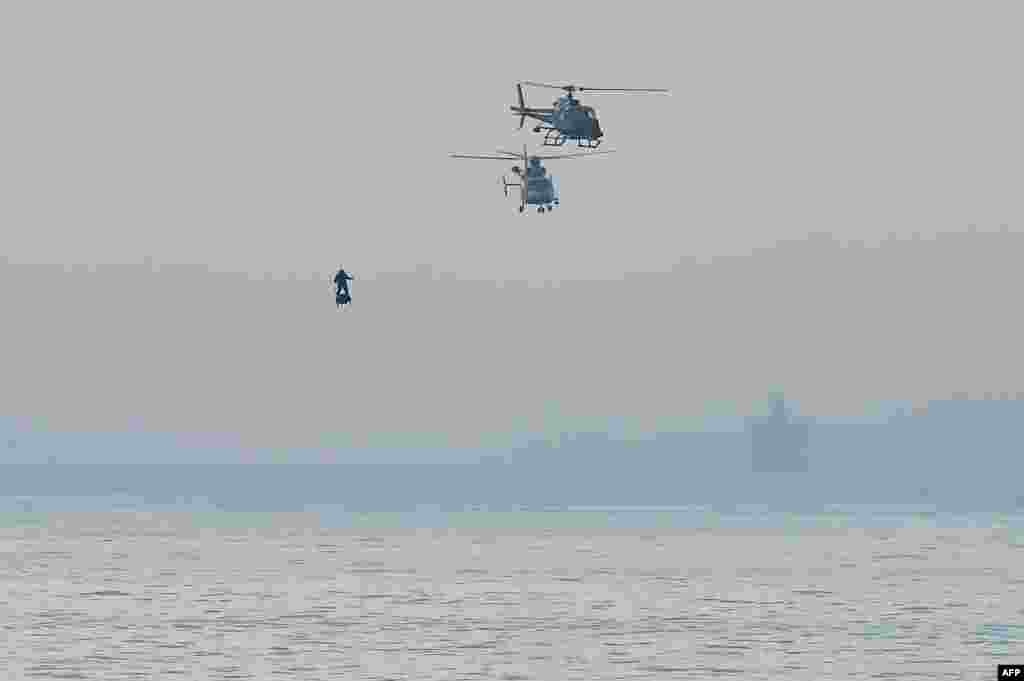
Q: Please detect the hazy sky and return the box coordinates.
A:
[1,2,1021,453]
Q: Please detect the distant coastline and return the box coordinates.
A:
[2,396,1022,512]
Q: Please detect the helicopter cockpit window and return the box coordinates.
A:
[581,107,594,119]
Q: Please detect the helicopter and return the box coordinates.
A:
[450,144,615,213]
[510,81,670,149]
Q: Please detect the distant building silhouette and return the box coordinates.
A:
[749,394,810,473]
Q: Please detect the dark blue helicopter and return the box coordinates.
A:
[510,81,670,149]
[450,144,614,214]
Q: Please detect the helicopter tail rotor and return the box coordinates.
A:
[509,83,555,129]
[516,84,526,130]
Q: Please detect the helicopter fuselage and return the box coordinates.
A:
[548,95,602,140]
[512,94,603,148]
[522,161,557,205]
[504,158,559,213]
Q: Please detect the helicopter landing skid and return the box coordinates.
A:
[540,129,567,146]
[540,129,601,149]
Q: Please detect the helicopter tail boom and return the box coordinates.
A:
[510,83,553,127]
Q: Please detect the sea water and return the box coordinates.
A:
[1,508,1021,679]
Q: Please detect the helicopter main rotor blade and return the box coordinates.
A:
[520,80,569,91]
[494,150,521,157]
[530,150,617,160]
[574,87,670,93]
[520,81,669,94]
[450,154,519,160]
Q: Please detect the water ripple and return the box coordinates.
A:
[1,517,1022,678]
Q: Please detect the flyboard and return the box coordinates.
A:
[335,282,352,307]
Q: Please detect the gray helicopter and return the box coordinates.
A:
[510,81,670,148]
[450,144,615,213]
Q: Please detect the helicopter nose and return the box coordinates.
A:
[591,120,602,139]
